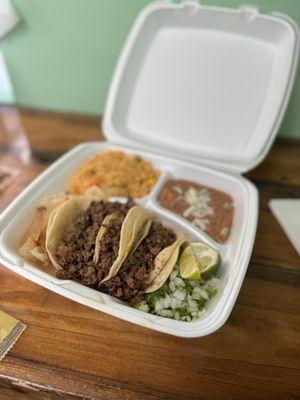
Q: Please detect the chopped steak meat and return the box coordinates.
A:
[100,221,176,303]
[55,199,134,284]
[95,216,124,282]
[55,198,176,305]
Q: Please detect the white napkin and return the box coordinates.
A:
[0,0,19,38]
[269,199,300,255]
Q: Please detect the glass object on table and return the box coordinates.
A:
[0,105,31,192]
[0,3,28,192]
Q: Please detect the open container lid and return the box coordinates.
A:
[103,0,299,173]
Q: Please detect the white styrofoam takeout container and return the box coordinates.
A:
[0,1,299,337]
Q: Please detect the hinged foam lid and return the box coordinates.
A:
[103,0,299,173]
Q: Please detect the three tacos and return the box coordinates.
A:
[19,188,187,302]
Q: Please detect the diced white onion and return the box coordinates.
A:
[169,281,176,292]
[170,270,178,280]
[154,299,164,312]
[144,265,219,322]
[174,277,185,287]
[162,294,171,309]
[198,289,209,300]
[173,289,186,301]
[158,309,174,317]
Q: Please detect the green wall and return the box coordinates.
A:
[2,0,300,138]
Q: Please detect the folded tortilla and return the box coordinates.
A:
[100,206,153,283]
[45,187,107,270]
[145,235,187,293]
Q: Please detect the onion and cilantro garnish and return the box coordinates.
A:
[136,265,220,321]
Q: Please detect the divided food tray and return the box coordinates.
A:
[0,142,258,337]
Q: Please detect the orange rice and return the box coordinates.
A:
[68,151,160,198]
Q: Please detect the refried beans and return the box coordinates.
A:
[158,179,234,244]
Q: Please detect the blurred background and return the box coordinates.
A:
[1,0,300,139]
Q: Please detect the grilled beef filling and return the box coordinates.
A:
[94,216,124,281]
[55,199,135,284]
[100,221,176,304]
[55,198,176,304]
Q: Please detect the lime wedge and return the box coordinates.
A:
[179,245,201,280]
[191,242,219,280]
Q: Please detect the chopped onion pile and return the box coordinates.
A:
[136,265,220,321]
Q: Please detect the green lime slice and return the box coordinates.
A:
[179,245,201,280]
[191,242,219,280]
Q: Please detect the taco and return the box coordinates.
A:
[18,194,68,272]
[99,220,185,303]
[46,197,153,287]
[17,186,106,275]
[145,235,187,293]
[98,206,153,284]
[45,186,107,270]
[93,213,118,264]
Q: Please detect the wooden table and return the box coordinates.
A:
[0,108,299,400]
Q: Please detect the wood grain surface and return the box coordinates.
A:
[0,107,299,400]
